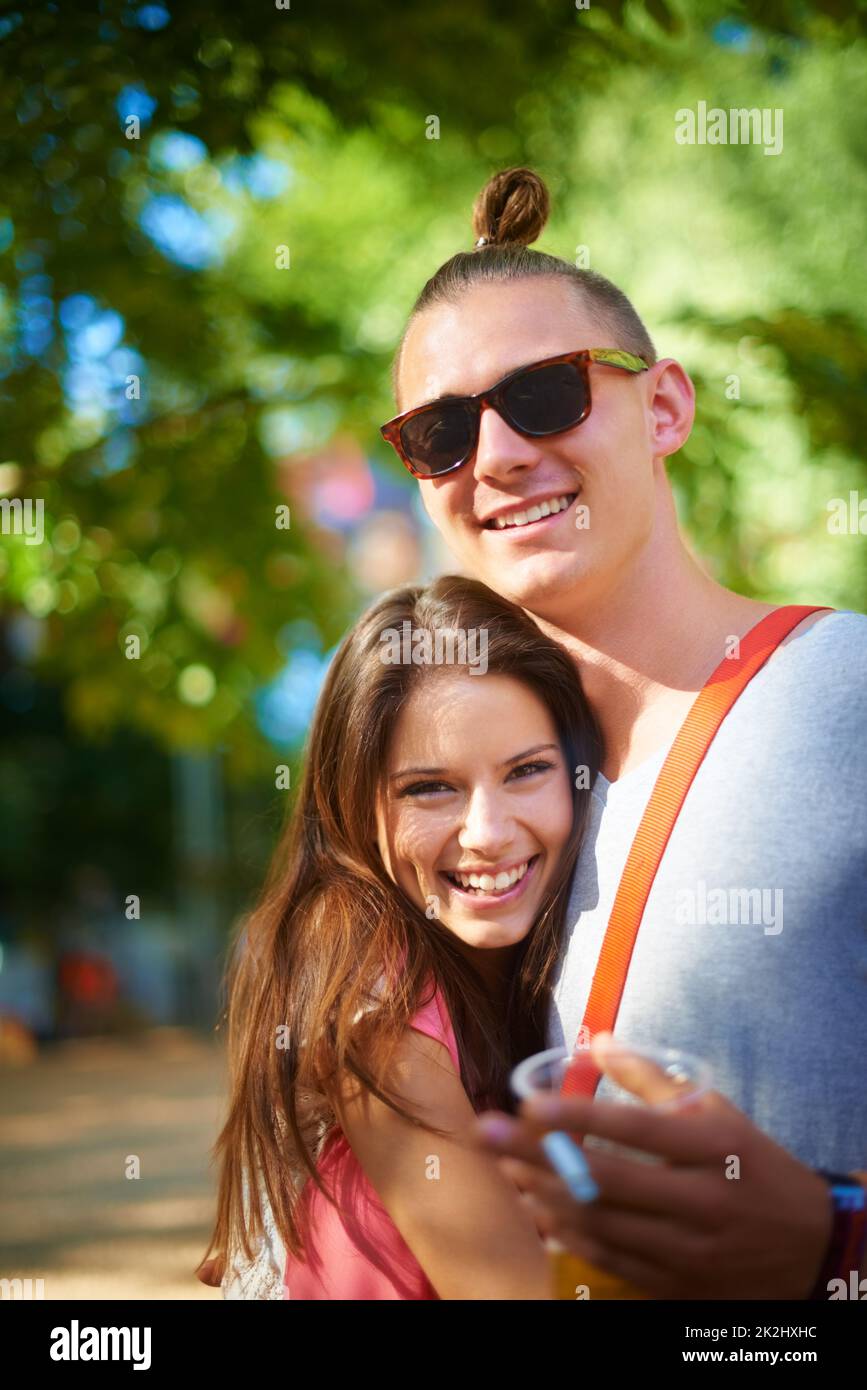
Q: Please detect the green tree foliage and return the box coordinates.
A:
[0,0,864,782]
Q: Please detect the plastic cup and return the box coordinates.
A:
[510,1039,713,1300]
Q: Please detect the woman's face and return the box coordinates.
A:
[375,671,574,965]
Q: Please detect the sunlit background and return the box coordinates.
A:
[0,0,864,1296]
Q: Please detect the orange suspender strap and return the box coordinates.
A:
[561,604,833,1100]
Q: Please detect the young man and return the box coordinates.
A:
[385,265,866,1300]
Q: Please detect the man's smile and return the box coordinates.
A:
[479,490,580,532]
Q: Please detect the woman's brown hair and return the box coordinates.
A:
[392,166,657,406]
[199,574,601,1276]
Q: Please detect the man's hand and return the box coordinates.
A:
[475,1036,833,1299]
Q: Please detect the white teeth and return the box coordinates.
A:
[450,860,530,894]
[492,494,574,529]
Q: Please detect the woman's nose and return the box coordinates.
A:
[457,786,513,855]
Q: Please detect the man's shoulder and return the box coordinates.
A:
[725,608,867,761]
[775,608,867,673]
[803,607,866,632]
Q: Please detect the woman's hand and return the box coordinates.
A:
[475,1037,833,1300]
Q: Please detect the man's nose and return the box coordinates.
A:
[472,402,542,485]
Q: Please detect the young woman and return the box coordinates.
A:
[198,574,600,1299]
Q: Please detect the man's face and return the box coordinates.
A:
[396,277,661,621]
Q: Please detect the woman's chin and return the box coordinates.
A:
[441,912,535,951]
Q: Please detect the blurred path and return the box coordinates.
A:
[0,1027,227,1300]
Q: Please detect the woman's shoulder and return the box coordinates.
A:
[406,977,460,1075]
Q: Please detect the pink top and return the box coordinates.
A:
[283,984,461,1300]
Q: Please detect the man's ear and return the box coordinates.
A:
[646,358,695,462]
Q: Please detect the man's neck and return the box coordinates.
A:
[534,549,776,782]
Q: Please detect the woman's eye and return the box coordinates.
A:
[508,759,555,781]
[399,781,454,798]
[397,761,555,797]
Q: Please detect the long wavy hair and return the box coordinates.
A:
[200,574,601,1273]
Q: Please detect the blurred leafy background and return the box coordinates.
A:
[1,0,864,1036]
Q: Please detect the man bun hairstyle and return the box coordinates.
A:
[471,166,550,248]
[392,166,656,402]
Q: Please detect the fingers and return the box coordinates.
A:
[492,1134,713,1225]
[590,1033,693,1107]
[508,1176,675,1298]
[475,1112,555,1169]
[518,1091,728,1162]
[577,1202,704,1267]
[567,1144,713,1223]
[506,1164,702,1297]
[498,1153,581,1210]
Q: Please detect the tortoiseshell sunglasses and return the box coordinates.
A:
[380,348,649,479]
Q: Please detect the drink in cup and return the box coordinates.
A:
[510,1040,712,1300]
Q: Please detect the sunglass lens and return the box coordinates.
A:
[400,400,476,477]
[501,363,587,434]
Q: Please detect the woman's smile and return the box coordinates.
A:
[440,853,541,908]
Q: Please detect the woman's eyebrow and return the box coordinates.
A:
[388,766,447,780]
[388,744,559,781]
[502,743,559,766]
